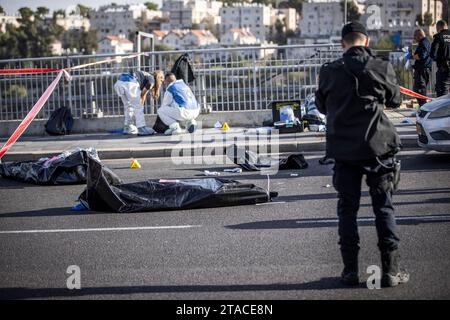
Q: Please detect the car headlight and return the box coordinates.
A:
[428,106,450,119]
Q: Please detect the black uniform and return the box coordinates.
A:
[315,46,402,276]
[431,29,450,97]
[413,37,432,106]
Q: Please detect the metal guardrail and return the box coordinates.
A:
[0,44,435,121]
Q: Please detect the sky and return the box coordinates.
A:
[0,0,163,15]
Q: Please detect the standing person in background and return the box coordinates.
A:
[431,20,450,97]
[412,29,432,106]
[315,22,409,288]
[114,70,164,136]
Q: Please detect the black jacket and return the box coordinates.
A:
[315,46,401,161]
[430,29,450,68]
[171,53,196,84]
[413,37,432,70]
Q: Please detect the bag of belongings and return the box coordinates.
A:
[45,106,74,136]
[301,94,326,132]
[226,145,308,172]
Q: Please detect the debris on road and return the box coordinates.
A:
[223,168,243,173]
[203,170,221,176]
[227,145,308,171]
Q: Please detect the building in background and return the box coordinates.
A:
[362,0,443,44]
[220,3,272,42]
[160,29,188,49]
[298,0,344,39]
[0,13,20,33]
[220,28,260,46]
[90,4,163,40]
[182,29,218,48]
[98,35,134,54]
[161,0,222,29]
[54,5,90,31]
[271,7,298,32]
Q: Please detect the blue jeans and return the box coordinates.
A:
[333,158,400,272]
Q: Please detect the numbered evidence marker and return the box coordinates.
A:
[66,265,81,290]
[366,265,381,290]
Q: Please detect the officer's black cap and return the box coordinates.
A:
[342,21,368,38]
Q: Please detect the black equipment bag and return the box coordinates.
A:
[45,107,74,135]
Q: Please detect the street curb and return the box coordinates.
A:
[1,135,420,162]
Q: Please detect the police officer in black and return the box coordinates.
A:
[315,22,410,287]
[412,29,432,106]
[431,20,450,97]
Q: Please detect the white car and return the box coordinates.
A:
[416,94,450,152]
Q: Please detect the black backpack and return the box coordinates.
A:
[45,107,74,135]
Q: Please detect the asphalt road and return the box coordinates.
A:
[0,150,449,300]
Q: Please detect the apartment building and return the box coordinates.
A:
[161,0,222,29]
[298,0,344,38]
[220,3,272,42]
[90,4,163,40]
[0,13,19,33]
[220,28,260,46]
[363,0,443,41]
[98,35,134,54]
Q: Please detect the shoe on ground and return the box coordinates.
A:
[137,126,155,136]
[186,119,198,133]
[319,156,335,165]
[123,124,138,135]
[381,270,410,288]
[341,271,360,286]
[164,122,183,135]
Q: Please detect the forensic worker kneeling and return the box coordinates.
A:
[114,70,164,136]
[315,22,410,288]
[156,73,200,135]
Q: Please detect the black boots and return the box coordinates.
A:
[340,248,360,286]
[381,250,410,287]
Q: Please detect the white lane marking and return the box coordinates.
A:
[256,202,286,206]
[0,225,202,235]
[295,215,450,225]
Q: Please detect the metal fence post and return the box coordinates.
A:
[252,49,258,111]
[66,56,75,117]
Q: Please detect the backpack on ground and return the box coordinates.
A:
[45,107,74,135]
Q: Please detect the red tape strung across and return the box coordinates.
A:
[400,86,433,101]
[0,71,64,159]
[0,68,60,75]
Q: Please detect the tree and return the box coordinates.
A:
[155,44,174,51]
[416,14,424,27]
[0,6,5,14]
[77,4,91,18]
[144,2,159,11]
[341,0,361,22]
[423,12,434,26]
[36,6,49,18]
[53,9,66,19]
[374,35,395,51]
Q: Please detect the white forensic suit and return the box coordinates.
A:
[114,71,153,131]
[158,79,200,127]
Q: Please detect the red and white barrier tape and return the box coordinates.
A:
[0,53,146,159]
[0,71,64,159]
[0,53,144,75]
[400,86,433,101]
